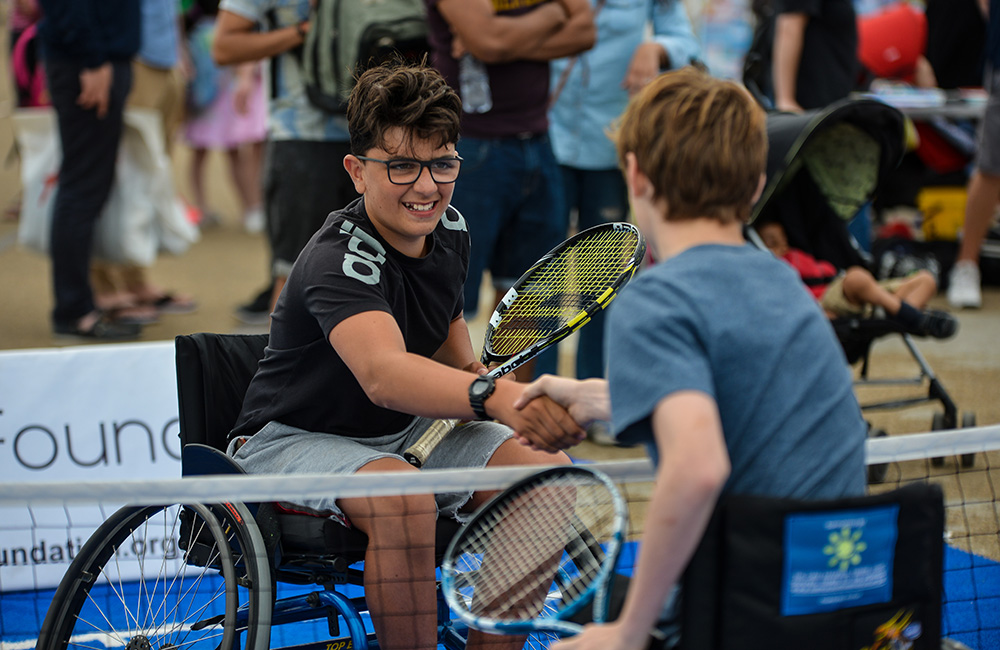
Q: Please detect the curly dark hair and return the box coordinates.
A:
[347,58,462,156]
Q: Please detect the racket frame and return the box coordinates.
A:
[440,465,628,638]
[480,221,645,374]
[402,223,645,468]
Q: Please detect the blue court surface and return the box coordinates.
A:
[1,541,996,649]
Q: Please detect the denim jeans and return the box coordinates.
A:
[534,166,629,379]
[450,134,566,318]
[47,58,132,328]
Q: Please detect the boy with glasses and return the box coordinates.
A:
[228,60,583,650]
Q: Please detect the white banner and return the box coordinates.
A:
[0,341,182,591]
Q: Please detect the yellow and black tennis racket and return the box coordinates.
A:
[403,222,645,467]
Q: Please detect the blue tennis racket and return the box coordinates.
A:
[441,466,627,639]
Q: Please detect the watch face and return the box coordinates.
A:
[471,377,492,397]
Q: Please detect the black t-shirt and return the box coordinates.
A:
[776,0,858,110]
[924,0,986,89]
[231,197,471,440]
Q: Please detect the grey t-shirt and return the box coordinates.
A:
[607,243,866,500]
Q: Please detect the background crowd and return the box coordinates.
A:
[1,0,996,351]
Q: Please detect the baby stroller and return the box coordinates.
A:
[749,98,977,478]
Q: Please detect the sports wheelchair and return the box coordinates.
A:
[37,332,488,650]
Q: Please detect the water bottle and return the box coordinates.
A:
[459,54,492,114]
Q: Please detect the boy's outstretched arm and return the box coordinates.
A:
[331,310,584,451]
[553,391,731,650]
[514,375,611,429]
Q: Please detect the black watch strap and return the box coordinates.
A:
[469,375,496,420]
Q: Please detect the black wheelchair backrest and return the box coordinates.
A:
[175,332,268,456]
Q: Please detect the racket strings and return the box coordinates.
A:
[488,230,641,357]
[463,485,576,620]
[449,476,621,623]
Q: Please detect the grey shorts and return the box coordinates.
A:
[227,417,513,523]
[975,66,1000,176]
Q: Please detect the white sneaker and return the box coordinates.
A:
[947,260,982,309]
[244,206,265,234]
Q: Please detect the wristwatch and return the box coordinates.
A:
[468,375,496,421]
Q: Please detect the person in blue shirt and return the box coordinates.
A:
[538,0,700,392]
[516,68,867,649]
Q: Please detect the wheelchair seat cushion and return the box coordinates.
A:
[276,510,462,564]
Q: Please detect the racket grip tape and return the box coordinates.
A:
[403,418,458,468]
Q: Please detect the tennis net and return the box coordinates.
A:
[0,424,998,650]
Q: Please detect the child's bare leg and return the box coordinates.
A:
[892,270,937,310]
[189,147,211,216]
[339,458,438,650]
[839,266,902,315]
[841,267,956,338]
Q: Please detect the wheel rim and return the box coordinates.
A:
[40,503,244,650]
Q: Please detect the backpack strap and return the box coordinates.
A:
[263,8,305,102]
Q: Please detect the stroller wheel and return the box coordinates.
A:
[961,412,977,468]
[867,427,889,484]
[931,412,948,467]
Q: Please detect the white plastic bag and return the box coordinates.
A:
[13,107,199,266]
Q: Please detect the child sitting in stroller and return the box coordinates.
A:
[756,219,957,339]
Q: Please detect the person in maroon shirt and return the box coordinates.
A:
[423,0,595,380]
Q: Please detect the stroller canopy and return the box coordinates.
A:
[751,98,907,270]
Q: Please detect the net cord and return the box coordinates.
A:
[0,460,655,507]
[4,425,1000,506]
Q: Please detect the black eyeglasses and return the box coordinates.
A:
[356,155,464,185]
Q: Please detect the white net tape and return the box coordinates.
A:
[0,460,654,507]
[1,425,1000,507]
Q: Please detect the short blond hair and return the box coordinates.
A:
[615,67,767,224]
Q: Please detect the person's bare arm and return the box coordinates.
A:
[552,391,731,650]
[772,12,808,113]
[521,0,596,61]
[436,0,569,63]
[431,314,487,374]
[331,311,584,450]
[912,55,938,89]
[212,9,307,66]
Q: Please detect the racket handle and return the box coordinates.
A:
[404,418,459,468]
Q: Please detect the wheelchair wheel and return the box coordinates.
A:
[38,502,272,650]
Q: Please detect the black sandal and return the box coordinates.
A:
[54,313,142,341]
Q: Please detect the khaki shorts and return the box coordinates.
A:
[821,274,906,318]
